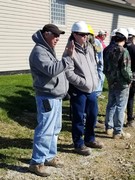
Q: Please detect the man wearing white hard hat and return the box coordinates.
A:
[110,28,118,44]
[125,27,135,127]
[64,21,104,156]
[104,28,132,139]
[104,28,118,56]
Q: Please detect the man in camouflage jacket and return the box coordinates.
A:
[103,28,132,139]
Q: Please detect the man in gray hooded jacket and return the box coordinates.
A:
[29,24,74,177]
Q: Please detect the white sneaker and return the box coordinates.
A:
[113,132,131,139]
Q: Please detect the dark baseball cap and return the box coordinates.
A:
[42,24,65,36]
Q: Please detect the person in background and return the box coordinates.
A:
[87,24,95,45]
[87,24,104,126]
[95,35,105,98]
[64,21,104,156]
[125,27,135,127]
[96,30,108,49]
[94,30,107,98]
[110,28,118,45]
[28,24,74,177]
[104,29,117,57]
[102,28,117,134]
[104,28,132,139]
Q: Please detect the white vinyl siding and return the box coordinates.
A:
[0,0,135,72]
[65,0,135,45]
[118,14,135,28]
[0,0,50,72]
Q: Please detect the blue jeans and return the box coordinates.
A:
[30,96,62,165]
[69,87,98,148]
[105,87,129,134]
[95,71,105,97]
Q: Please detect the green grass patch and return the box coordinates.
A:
[0,73,108,167]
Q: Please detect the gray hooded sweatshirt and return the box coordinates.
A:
[29,30,72,98]
[65,42,99,93]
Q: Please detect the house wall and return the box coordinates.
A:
[66,0,135,45]
[0,0,50,72]
[0,0,135,72]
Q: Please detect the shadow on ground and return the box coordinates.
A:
[0,137,32,149]
[0,85,37,129]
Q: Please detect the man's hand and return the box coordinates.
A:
[64,40,75,58]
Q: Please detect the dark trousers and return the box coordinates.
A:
[127,84,134,121]
[69,86,98,148]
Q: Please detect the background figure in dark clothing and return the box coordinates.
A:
[110,29,117,45]
[104,28,132,139]
[125,27,135,127]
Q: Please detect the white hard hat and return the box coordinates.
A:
[127,27,135,37]
[111,28,118,37]
[71,21,89,33]
[116,28,128,39]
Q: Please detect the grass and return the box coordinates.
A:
[0,73,108,170]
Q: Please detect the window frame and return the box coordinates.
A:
[50,0,66,25]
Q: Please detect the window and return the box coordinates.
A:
[51,0,66,25]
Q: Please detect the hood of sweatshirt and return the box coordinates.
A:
[32,30,56,57]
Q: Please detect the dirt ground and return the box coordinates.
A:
[1,122,135,180]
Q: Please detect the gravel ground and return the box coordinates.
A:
[1,123,135,180]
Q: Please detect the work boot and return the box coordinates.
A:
[74,145,91,156]
[113,132,131,139]
[45,157,64,168]
[106,128,113,136]
[125,120,135,127]
[29,164,50,177]
[85,141,104,149]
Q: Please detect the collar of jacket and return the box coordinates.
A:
[74,41,88,54]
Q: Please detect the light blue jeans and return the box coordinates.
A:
[105,87,129,134]
[95,71,105,97]
[30,96,62,165]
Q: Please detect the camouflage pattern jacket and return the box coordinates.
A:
[103,43,132,89]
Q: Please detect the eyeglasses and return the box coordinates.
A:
[76,33,89,37]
